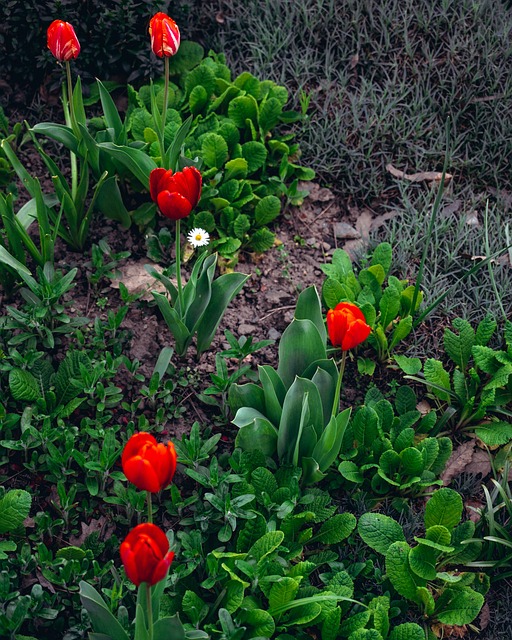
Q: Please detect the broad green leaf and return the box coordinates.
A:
[255,195,281,226]
[435,587,484,625]
[0,489,32,533]
[409,545,437,580]
[353,406,379,447]
[474,421,512,446]
[243,608,275,637]
[388,623,425,640]
[269,577,300,611]
[423,359,451,401]
[182,591,207,625]
[8,369,39,402]
[385,542,426,602]
[357,513,405,555]
[251,467,278,497]
[249,227,275,252]
[322,606,341,640]
[241,141,267,173]
[348,630,383,640]
[235,418,278,456]
[79,582,129,640]
[312,513,356,544]
[277,318,326,389]
[443,318,475,370]
[389,315,413,350]
[370,242,392,275]
[400,447,424,476]
[340,611,371,636]
[424,488,462,532]
[247,531,284,562]
[294,285,327,344]
[152,616,186,640]
[475,315,497,346]
[185,63,216,98]
[393,355,422,375]
[379,286,401,330]
[228,95,258,128]
[338,460,364,484]
[201,133,229,169]
[224,158,248,180]
[223,580,244,614]
[97,142,157,188]
[259,97,283,133]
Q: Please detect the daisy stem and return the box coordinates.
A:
[331,350,347,417]
[146,491,153,524]
[64,61,77,201]
[175,219,183,314]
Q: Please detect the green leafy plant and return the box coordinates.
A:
[147,252,248,357]
[404,316,512,446]
[357,487,487,631]
[321,243,421,363]
[0,263,88,349]
[230,286,350,484]
[337,386,452,499]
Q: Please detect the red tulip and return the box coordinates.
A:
[47,20,80,62]
[327,302,371,351]
[122,432,177,493]
[149,12,180,58]
[120,523,174,587]
[150,166,202,221]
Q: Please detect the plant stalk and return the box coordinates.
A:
[146,583,153,640]
[64,61,78,201]
[175,219,183,314]
[147,491,153,524]
[331,350,347,417]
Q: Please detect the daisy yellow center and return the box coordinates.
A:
[195,234,202,240]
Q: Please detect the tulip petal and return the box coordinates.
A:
[120,544,140,586]
[149,168,170,202]
[123,456,161,492]
[151,551,175,585]
[121,432,156,467]
[341,319,372,350]
[157,191,192,220]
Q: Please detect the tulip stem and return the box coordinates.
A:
[146,583,153,639]
[331,350,347,417]
[63,62,78,201]
[147,491,153,524]
[161,56,170,166]
[175,219,184,314]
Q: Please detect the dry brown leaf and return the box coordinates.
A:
[110,260,167,301]
[478,603,491,631]
[441,441,476,485]
[431,623,468,638]
[386,163,453,184]
[416,400,432,416]
[69,517,114,547]
[465,498,484,523]
[464,446,491,478]
[370,210,398,229]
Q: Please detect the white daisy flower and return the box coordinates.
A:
[187,228,210,248]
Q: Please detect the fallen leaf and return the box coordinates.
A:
[110,260,167,301]
[465,498,484,523]
[478,603,491,631]
[416,400,432,416]
[464,447,491,478]
[386,163,453,184]
[431,623,468,638]
[441,441,476,485]
[69,517,114,547]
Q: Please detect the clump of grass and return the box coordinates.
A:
[204,0,512,200]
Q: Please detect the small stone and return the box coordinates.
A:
[268,328,281,340]
[238,323,258,335]
[466,211,479,226]
[333,222,360,239]
[306,237,317,247]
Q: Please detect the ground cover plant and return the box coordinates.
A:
[1,3,512,640]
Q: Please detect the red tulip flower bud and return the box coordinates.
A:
[327,302,371,351]
[47,20,80,62]
[120,523,174,587]
[122,432,177,493]
[149,12,180,58]
[149,166,202,221]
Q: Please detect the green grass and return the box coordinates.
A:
[201,0,512,200]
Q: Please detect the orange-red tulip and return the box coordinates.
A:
[327,302,371,351]
[149,12,180,58]
[122,432,177,493]
[47,20,80,62]
[120,523,174,587]
[150,166,202,221]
